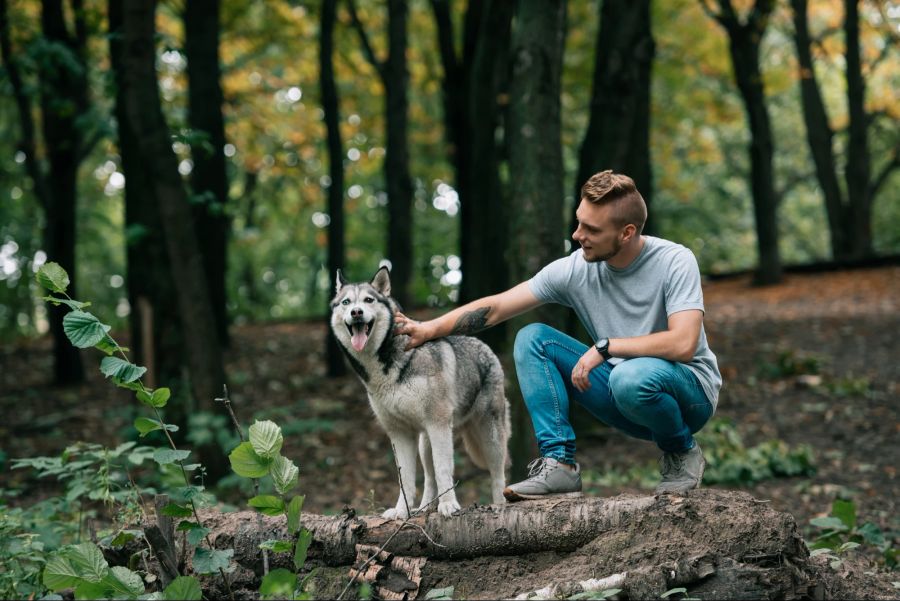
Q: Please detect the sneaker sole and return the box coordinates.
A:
[503,489,583,502]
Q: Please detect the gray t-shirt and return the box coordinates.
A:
[528,236,722,408]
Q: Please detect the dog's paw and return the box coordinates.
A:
[437,500,461,517]
[382,507,409,520]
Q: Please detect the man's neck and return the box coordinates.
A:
[607,235,646,270]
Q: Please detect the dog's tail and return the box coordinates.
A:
[462,427,512,471]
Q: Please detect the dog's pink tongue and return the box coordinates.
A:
[351,326,368,351]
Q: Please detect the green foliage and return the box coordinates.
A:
[424,586,457,600]
[757,349,822,380]
[696,418,816,485]
[162,575,203,600]
[43,542,146,600]
[808,498,897,570]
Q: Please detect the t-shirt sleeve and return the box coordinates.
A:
[665,248,705,315]
[528,255,575,307]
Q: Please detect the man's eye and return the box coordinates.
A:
[364,297,374,303]
[341,299,350,305]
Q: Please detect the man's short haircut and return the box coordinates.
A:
[580,170,647,234]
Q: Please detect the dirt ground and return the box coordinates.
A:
[1,265,898,598]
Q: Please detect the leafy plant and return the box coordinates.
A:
[757,349,822,379]
[808,498,897,570]
[696,418,816,485]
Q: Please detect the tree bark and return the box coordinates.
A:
[185,0,231,347]
[573,0,655,235]
[790,0,849,260]
[120,0,228,480]
[109,0,184,395]
[321,0,346,377]
[706,0,782,285]
[126,491,821,600]
[430,0,513,350]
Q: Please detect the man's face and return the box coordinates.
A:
[572,199,625,263]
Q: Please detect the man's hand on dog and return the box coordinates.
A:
[394,312,430,350]
[571,346,604,392]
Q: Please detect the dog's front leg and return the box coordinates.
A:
[426,424,461,517]
[383,430,418,520]
[417,433,438,512]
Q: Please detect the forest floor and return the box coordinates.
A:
[1,265,899,598]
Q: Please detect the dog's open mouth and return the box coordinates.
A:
[347,320,373,351]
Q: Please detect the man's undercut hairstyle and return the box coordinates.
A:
[581,170,648,234]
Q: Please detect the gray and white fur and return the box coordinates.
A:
[330,267,511,518]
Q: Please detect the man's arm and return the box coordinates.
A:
[395,281,543,348]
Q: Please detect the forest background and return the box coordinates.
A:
[0,0,898,598]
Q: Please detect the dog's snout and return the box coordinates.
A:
[351,307,363,318]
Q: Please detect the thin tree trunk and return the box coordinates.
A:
[121,0,228,481]
[185,0,230,347]
[109,0,183,398]
[706,0,781,285]
[506,0,568,477]
[573,0,655,235]
[790,0,849,260]
[321,0,346,377]
[843,0,872,259]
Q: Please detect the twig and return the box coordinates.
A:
[390,442,412,519]
[215,385,270,576]
[336,482,459,601]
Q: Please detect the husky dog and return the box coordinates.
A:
[330,267,510,518]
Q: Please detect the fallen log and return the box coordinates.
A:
[126,489,822,599]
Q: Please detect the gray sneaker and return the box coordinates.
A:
[503,457,583,501]
[655,443,705,494]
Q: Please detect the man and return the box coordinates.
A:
[394,170,721,499]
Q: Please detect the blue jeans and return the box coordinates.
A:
[513,323,713,463]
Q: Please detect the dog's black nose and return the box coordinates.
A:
[351,308,363,318]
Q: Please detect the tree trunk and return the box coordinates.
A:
[506,0,568,477]
[384,0,414,309]
[790,0,849,260]
[431,0,513,350]
[709,0,781,285]
[125,491,825,600]
[321,0,346,377]
[572,0,655,235]
[109,0,184,393]
[185,0,231,347]
[843,0,872,260]
[120,0,228,481]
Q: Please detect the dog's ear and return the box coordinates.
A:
[336,269,349,293]
[371,265,391,296]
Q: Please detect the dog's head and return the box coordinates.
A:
[330,266,397,353]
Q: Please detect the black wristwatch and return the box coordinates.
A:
[595,337,612,360]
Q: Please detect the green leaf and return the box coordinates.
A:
[150,388,171,408]
[660,588,688,598]
[294,527,312,570]
[810,516,847,531]
[161,503,194,518]
[135,417,163,437]
[229,441,272,478]
[249,420,284,459]
[94,335,121,356]
[192,547,233,574]
[271,455,299,495]
[100,356,147,383]
[153,448,191,466]
[287,495,305,535]
[43,555,82,590]
[63,311,111,348]
[67,542,109,583]
[74,580,109,599]
[424,586,456,600]
[810,547,834,557]
[163,576,203,600]
[248,495,285,516]
[37,262,70,293]
[259,539,295,553]
[42,295,88,311]
[103,566,145,598]
[187,526,210,547]
[259,568,297,600]
[831,499,856,530]
[839,541,861,552]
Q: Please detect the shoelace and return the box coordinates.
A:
[661,451,685,477]
[526,457,549,478]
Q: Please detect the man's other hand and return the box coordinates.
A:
[571,346,604,392]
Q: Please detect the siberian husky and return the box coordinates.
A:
[330,267,510,518]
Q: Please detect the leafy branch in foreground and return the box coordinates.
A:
[36,262,229,600]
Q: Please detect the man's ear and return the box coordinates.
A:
[370,266,391,296]
[621,223,637,243]
[336,269,349,293]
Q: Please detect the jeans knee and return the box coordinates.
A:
[609,361,652,411]
[513,323,554,365]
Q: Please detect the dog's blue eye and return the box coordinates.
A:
[364,297,374,303]
[341,299,350,305]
